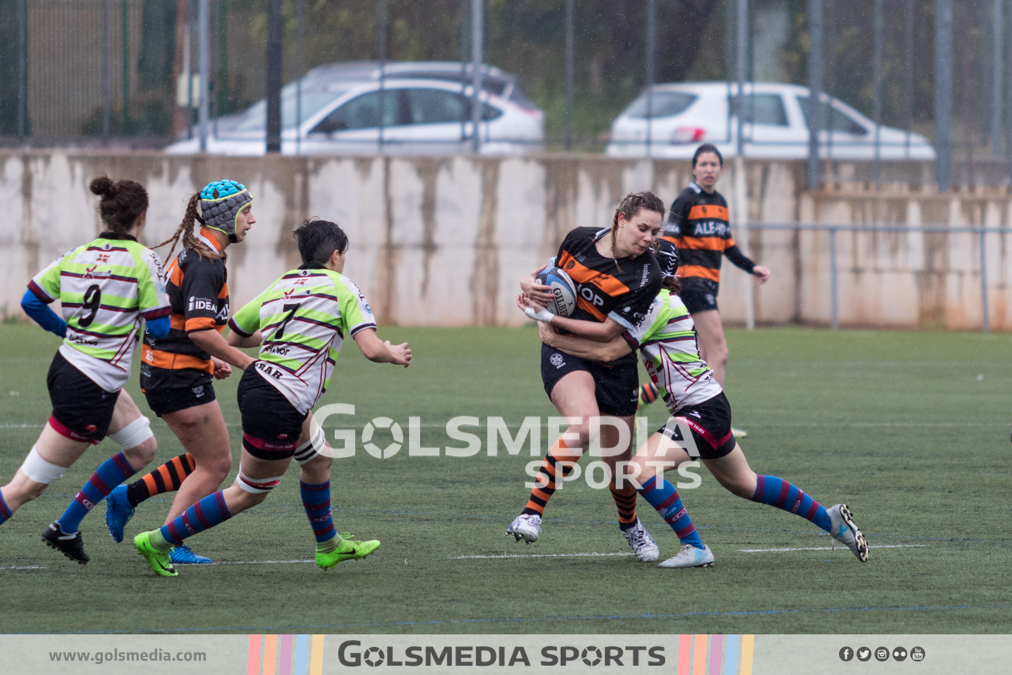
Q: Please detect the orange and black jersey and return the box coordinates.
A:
[664,182,755,285]
[553,226,662,333]
[140,229,228,392]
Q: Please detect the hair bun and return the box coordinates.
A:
[89,175,115,197]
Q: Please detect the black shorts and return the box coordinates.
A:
[657,392,735,460]
[680,278,720,314]
[46,351,120,444]
[236,368,307,460]
[541,344,639,417]
[144,382,217,417]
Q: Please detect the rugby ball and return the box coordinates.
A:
[535,266,578,318]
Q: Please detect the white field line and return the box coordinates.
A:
[205,559,315,565]
[0,565,47,570]
[453,552,634,559]
[738,544,927,553]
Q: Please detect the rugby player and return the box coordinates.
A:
[1,176,170,564]
[105,181,258,565]
[538,239,869,567]
[133,218,411,577]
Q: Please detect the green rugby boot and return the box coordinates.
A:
[134,531,178,577]
[316,533,381,570]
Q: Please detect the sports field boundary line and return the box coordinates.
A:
[738,544,926,552]
[452,552,634,559]
[52,601,1012,634]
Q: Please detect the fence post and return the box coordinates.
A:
[103,0,110,144]
[17,0,27,139]
[295,0,304,154]
[807,0,823,190]
[378,0,386,153]
[980,228,990,332]
[735,0,747,157]
[645,0,656,156]
[872,0,882,186]
[198,0,209,152]
[121,0,129,130]
[564,0,573,151]
[471,0,483,154]
[992,0,1004,157]
[265,0,282,153]
[829,226,839,330]
[934,0,953,190]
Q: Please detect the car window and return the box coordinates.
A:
[405,89,503,124]
[798,97,868,135]
[623,91,697,118]
[234,89,347,133]
[311,90,404,134]
[407,89,468,124]
[738,94,789,126]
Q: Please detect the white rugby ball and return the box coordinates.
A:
[535,266,578,317]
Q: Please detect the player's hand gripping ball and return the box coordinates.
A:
[534,266,577,318]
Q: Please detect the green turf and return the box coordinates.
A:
[1,323,1010,635]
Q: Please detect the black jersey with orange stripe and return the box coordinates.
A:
[553,226,662,339]
[664,182,755,285]
[140,244,229,393]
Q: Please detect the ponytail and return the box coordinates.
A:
[155,193,223,263]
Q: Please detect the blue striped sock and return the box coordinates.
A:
[57,453,134,533]
[160,491,232,545]
[300,480,336,544]
[639,475,704,549]
[751,475,831,532]
[0,489,12,526]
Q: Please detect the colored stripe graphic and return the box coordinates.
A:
[678,634,692,675]
[310,634,325,675]
[264,634,277,675]
[294,635,309,675]
[693,634,707,675]
[740,635,755,675]
[724,635,739,675]
[248,635,261,675]
[709,634,723,675]
[279,635,293,675]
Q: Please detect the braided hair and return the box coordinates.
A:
[155,193,223,263]
[608,191,666,271]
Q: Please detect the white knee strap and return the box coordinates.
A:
[21,446,69,485]
[237,471,284,494]
[108,416,153,451]
[293,425,327,466]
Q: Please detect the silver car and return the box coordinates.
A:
[166,61,543,155]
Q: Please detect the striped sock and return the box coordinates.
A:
[751,475,832,532]
[0,488,12,526]
[300,480,336,544]
[57,453,135,533]
[610,482,639,530]
[522,439,580,516]
[639,475,704,548]
[125,454,196,507]
[160,491,232,546]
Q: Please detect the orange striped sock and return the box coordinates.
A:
[610,482,639,530]
[522,440,582,516]
[124,453,196,507]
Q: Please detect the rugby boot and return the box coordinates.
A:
[658,543,715,568]
[134,531,177,577]
[507,513,541,543]
[42,521,89,564]
[316,534,381,570]
[827,504,869,562]
[621,518,659,561]
[104,484,135,543]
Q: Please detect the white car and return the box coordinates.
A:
[606,81,935,160]
[166,62,543,156]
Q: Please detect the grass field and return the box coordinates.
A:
[1,323,1010,635]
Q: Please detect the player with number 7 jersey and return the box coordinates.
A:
[132,218,411,577]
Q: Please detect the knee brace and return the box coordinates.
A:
[108,416,153,451]
[21,446,69,485]
[237,470,284,494]
[293,425,327,466]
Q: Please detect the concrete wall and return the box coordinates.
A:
[3,151,1012,330]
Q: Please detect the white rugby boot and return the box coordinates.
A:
[826,504,869,562]
[507,513,542,543]
[622,518,660,562]
[657,543,715,568]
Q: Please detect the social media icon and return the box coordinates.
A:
[857,647,872,662]
[839,647,854,662]
[876,647,890,662]
[911,647,925,662]
[893,647,907,661]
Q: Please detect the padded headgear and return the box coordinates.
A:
[656,238,680,280]
[199,180,253,243]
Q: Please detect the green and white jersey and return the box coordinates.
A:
[28,233,171,392]
[624,289,723,412]
[228,265,377,415]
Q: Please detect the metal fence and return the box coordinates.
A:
[0,0,1010,187]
